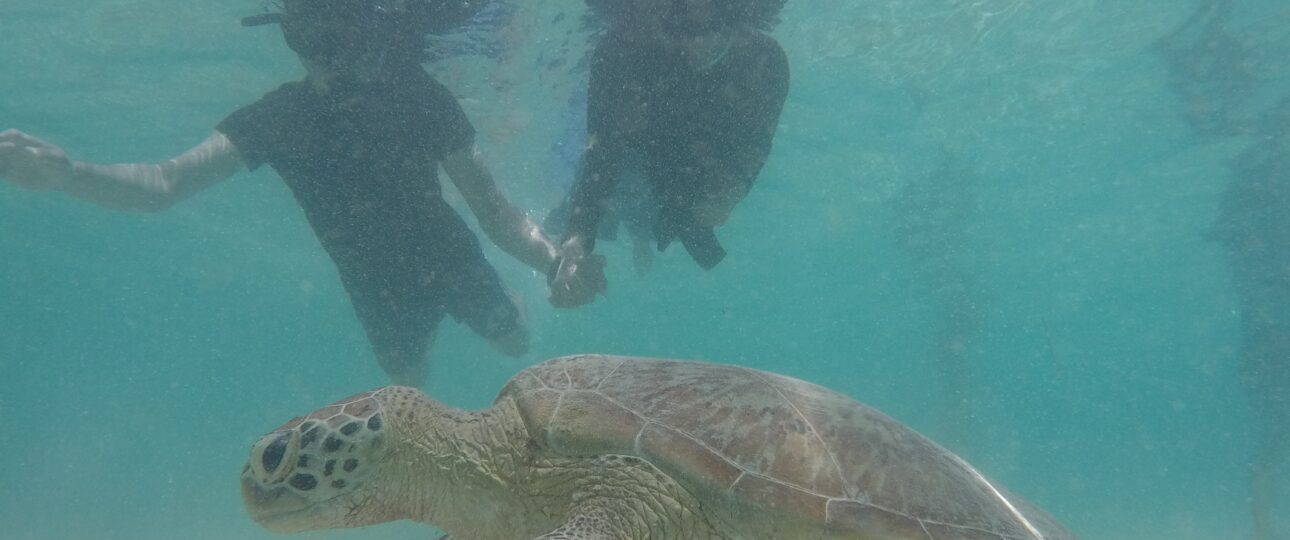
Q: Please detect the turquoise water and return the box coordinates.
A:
[1,1,1287,538]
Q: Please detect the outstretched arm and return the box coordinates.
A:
[443,147,605,308]
[442,146,560,275]
[561,33,643,252]
[0,129,245,212]
[539,34,652,307]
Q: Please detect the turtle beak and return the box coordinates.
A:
[241,472,318,533]
[241,430,317,533]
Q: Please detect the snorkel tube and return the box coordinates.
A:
[239,0,486,33]
[242,12,285,27]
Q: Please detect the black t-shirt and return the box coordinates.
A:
[216,70,482,297]
[567,28,790,258]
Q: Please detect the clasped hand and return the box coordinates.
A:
[548,236,608,308]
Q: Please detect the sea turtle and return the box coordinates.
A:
[240,355,1075,539]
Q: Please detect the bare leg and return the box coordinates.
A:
[346,278,444,388]
[375,330,434,388]
[487,290,530,358]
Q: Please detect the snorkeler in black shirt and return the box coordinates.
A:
[0,0,599,386]
[1155,2,1290,536]
[547,0,789,306]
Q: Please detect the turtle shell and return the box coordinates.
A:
[497,355,1074,540]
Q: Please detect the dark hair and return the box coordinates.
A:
[405,0,488,34]
[258,0,489,64]
[269,0,486,35]
[585,0,786,31]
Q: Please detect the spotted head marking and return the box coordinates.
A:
[241,388,397,532]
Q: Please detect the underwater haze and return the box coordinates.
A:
[2,0,1288,539]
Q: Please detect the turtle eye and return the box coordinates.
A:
[254,430,300,483]
[261,433,290,474]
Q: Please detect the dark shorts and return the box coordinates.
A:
[342,250,520,364]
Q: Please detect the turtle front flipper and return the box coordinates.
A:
[532,506,627,540]
[528,453,724,540]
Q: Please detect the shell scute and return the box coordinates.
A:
[825,500,930,539]
[924,521,1012,540]
[636,423,742,490]
[730,473,829,523]
[501,356,1074,540]
[524,354,625,391]
[544,390,646,455]
[342,398,378,418]
[307,405,344,422]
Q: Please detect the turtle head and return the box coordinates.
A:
[241,387,410,532]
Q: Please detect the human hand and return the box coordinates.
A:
[0,129,74,192]
[547,236,608,309]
